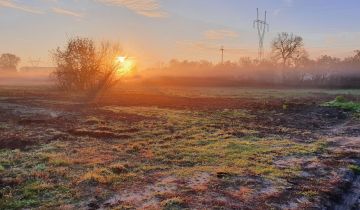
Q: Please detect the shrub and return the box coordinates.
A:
[335,95,346,103]
[349,165,360,175]
[52,37,125,93]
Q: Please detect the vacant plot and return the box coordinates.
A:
[0,86,359,209]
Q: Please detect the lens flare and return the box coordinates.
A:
[117,56,126,63]
[116,56,135,76]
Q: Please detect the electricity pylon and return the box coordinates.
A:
[253,8,269,61]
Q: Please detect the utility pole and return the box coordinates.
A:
[220,46,224,64]
[28,57,41,68]
[253,8,269,61]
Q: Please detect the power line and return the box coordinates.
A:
[253,8,270,61]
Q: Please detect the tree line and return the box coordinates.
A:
[149,32,360,88]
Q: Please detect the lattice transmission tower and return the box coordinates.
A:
[253,8,269,61]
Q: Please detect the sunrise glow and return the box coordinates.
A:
[117,56,126,63]
[116,56,135,76]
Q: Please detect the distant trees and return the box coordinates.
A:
[49,34,360,89]
[271,32,307,68]
[353,50,360,62]
[0,53,20,71]
[148,47,360,88]
[52,37,123,92]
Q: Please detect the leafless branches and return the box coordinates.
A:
[51,37,122,94]
[271,32,307,68]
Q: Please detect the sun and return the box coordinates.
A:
[117,56,126,63]
[115,56,135,75]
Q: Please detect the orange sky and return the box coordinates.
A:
[1,0,360,69]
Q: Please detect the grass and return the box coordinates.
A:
[323,96,360,112]
[349,165,360,175]
[162,197,186,210]
[0,179,72,209]
[78,168,116,184]
[1,104,329,208]
[1,86,359,209]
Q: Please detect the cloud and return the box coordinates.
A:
[0,0,43,14]
[204,30,239,40]
[97,0,167,18]
[283,0,294,6]
[52,7,84,18]
[177,40,219,51]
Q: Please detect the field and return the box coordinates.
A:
[0,85,360,209]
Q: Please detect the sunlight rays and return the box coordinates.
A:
[116,56,135,76]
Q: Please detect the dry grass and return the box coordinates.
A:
[0,87,359,209]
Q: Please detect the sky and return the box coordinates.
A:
[1,0,360,68]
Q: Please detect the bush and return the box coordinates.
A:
[335,95,346,103]
[52,37,125,93]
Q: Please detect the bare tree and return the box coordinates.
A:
[52,37,123,92]
[354,50,360,62]
[95,41,123,92]
[271,32,307,68]
[0,53,21,71]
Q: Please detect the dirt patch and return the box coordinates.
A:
[188,172,211,191]
[102,176,178,209]
[330,119,360,137]
[248,105,349,141]
[327,136,360,157]
[68,128,131,139]
[332,175,360,210]
[0,136,34,150]
[97,109,156,123]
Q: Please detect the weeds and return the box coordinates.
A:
[349,165,360,175]
[323,96,360,112]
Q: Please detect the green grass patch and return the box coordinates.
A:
[349,165,360,175]
[0,180,72,209]
[323,96,360,112]
[151,136,325,179]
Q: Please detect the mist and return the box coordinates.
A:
[0,67,53,86]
